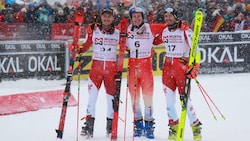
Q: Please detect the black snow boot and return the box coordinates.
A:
[106,118,113,137]
[81,115,95,138]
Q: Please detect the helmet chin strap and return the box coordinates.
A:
[131,21,144,31]
[168,21,179,30]
[100,23,115,34]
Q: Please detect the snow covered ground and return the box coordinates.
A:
[0,73,249,141]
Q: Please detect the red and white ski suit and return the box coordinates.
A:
[126,23,162,121]
[160,27,200,125]
[81,26,120,119]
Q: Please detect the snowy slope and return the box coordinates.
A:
[0,73,249,141]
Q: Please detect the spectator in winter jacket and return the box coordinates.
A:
[54,8,67,23]
[25,3,39,23]
[66,9,75,24]
[37,7,49,24]
[221,6,236,31]
[13,7,26,23]
[232,12,248,31]
[2,4,14,23]
[0,10,4,22]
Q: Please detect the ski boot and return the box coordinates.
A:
[168,124,179,140]
[81,115,95,138]
[192,121,202,141]
[106,118,113,137]
[144,120,155,139]
[134,119,144,137]
[168,120,179,140]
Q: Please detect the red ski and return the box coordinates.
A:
[56,7,84,139]
[110,17,128,140]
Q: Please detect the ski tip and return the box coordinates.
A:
[214,116,218,121]
[197,8,204,12]
[55,129,63,139]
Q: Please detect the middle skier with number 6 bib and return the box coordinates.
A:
[126,5,164,139]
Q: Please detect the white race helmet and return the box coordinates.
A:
[129,5,145,18]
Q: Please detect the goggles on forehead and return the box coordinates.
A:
[165,8,174,13]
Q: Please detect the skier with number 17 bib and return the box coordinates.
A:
[78,7,120,138]
[154,7,202,141]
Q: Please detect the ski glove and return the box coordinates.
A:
[186,63,200,79]
[179,20,189,31]
[69,42,80,52]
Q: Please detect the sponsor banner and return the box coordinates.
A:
[199,30,250,43]
[0,41,66,79]
[199,42,250,74]
[197,31,250,74]
[0,23,51,41]
[51,23,87,41]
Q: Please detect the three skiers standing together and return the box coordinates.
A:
[76,5,202,141]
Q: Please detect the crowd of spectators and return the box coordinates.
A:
[0,0,250,32]
[0,1,73,24]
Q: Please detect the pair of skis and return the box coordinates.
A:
[176,10,203,141]
[111,17,128,140]
[56,7,84,139]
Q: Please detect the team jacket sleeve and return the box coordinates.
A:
[80,25,93,53]
[150,24,167,46]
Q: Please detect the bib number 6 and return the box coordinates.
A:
[135,41,140,48]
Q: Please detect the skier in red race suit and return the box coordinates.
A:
[154,7,202,141]
[126,5,165,139]
[78,7,120,138]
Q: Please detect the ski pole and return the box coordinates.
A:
[76,53,82,141]
[123,47,131,141]
[123,66,129,141]
[132,49,139,141]
[195,78,226,120]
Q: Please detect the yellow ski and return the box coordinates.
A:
[176,9,203,141]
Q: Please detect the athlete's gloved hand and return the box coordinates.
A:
[85,23,98,34]
[186,63,200,79]
[179,20,189,30]
[69,42,82,54]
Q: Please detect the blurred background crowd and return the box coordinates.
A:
[0,0,250,32]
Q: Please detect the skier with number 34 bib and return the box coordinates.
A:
[154,7,202,141]
[78,7,120,138]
